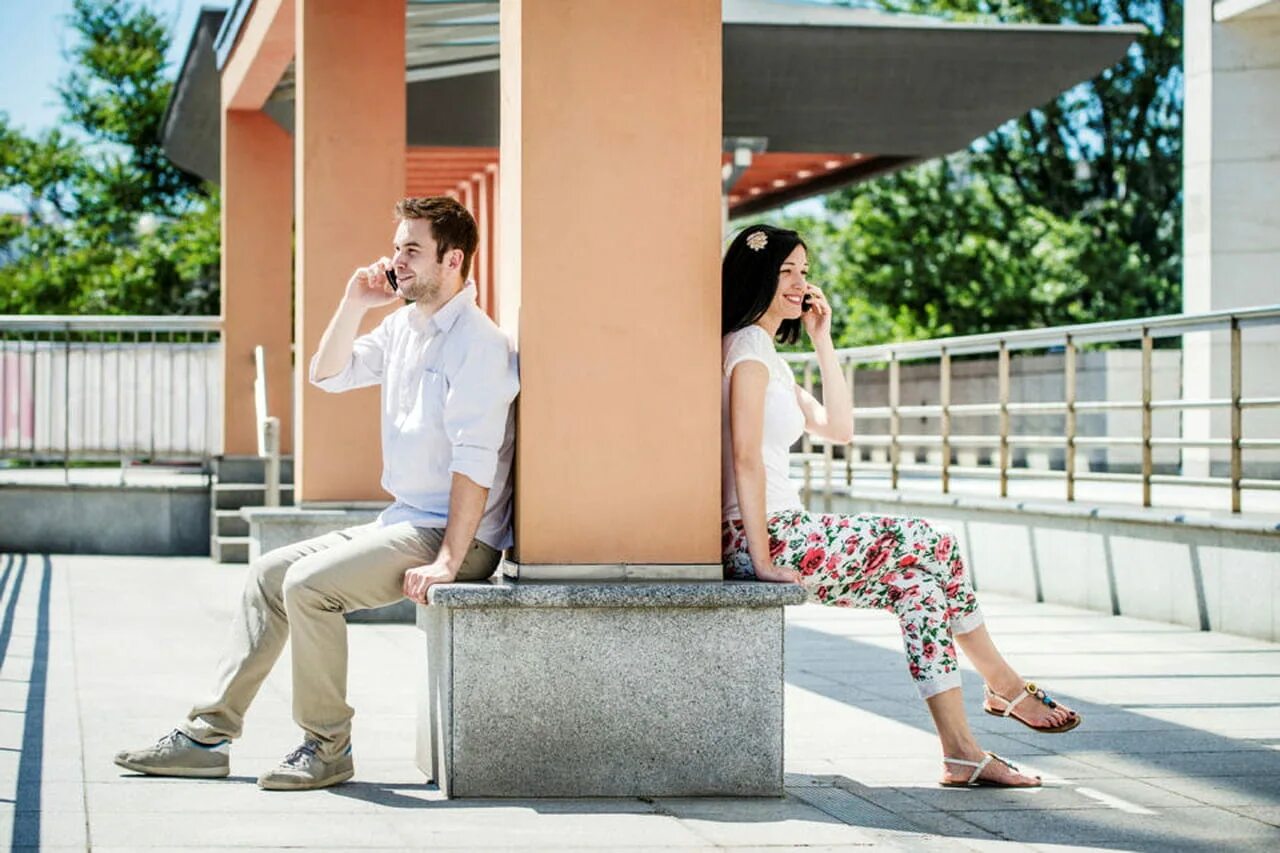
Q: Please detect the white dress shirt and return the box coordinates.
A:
[309,283,519,549]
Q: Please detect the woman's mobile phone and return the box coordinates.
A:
[385,269,398,292]
[801,294,812,312]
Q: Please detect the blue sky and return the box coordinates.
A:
[0,0,212,135]
[0,1,216,212]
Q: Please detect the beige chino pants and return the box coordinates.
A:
[180,521,500,759]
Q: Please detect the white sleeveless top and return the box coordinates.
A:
[721,325,806,520]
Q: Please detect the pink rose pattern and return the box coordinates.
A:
[722,511,980,693]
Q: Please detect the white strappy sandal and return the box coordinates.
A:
[984,681,1082,733]
[940,752,1041,788]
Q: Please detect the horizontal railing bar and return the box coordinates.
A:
[1239,439,1280,449]
[1148,474,1228,487]
[1148,438,1232,448]
[1073,471,1143,483]
[781,304,1280,365]
[1005,402,1068,414]
[1074,436,1143,446]
[1005,436,1069,447]
[1149,399,1229,410]
[1241,478,1280,490]
[1073,401,1143,411]
[1242,397,1280,409]
[0,316,222,333]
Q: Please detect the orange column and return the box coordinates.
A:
[486,163,499,320]
[294,0,405,502]
[500,0,722,573]
[220,110,294,456]
[471,173,489,315]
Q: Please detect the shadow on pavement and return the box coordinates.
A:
[785,621,1280,850]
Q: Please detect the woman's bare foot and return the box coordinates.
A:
[984,680,1079,732]
[941,750,1041,787]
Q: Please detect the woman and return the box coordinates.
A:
[721,224,1080,788]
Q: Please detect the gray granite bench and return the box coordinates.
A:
[417,577,806,798]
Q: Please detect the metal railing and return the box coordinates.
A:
[0,316,223,471]
[782,304,1280,514]
[253,344,282,506]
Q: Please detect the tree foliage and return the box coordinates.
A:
[770,0,1182,347]
[0,0,218,316]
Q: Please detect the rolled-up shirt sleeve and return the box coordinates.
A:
[443,333,519,489]
[308,320,389,392]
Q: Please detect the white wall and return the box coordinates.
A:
[1183,0,1280,476]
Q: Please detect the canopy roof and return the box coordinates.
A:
[162,0,1140,215]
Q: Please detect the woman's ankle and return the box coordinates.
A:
[986,671,1025,699]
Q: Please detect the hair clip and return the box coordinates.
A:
[745,231,768,251]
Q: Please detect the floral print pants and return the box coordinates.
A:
[722,510,984,699]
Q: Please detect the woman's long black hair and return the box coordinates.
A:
[721,224,806,345]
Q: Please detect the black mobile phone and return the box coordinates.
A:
[385,269,398,292]
[801,294,812,312]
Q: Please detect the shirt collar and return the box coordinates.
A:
[415,281,477,334]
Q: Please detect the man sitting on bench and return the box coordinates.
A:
[115,196,518,791]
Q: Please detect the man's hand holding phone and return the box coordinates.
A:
[343,256,400,310]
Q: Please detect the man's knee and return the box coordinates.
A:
[245,549,295,607]
[281,554,345,612]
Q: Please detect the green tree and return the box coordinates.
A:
[0,0,219,316]
[778,0,1181,345]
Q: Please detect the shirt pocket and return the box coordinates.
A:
[417,367,447,418]
[395,366,447,430]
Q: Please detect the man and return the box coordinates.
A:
[115,197,518,791]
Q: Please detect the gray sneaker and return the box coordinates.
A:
[257,740,353,791]
[114,729,230,778]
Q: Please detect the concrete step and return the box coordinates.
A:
[212,483,294,509]
[212,536,250,564]
[214,509,249,538]
[214,455,295,485]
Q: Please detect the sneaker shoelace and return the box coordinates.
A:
[158,729,190,749]
[282,741,320,769]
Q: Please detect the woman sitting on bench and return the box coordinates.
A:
[720,224,1081,789]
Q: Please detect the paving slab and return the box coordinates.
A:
[0,552,1277,849]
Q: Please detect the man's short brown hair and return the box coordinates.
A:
[394,196,479,281]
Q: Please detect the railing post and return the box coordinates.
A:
[998,340,1009,498]
[889,352,901,490]
[149,330,157,462]
[0,332,7,457]
[845,359,855,488]
[940,347,951,495]
[802,361,814,507]
[63,323,71,481]
[263,416,281,507]
[1231,317,1243,513]
[1141,328,1153,508]
[822,436,834,513]
[1065,335,1077,502]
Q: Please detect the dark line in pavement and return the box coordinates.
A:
[11,555,51,848]
[0,553,28,670]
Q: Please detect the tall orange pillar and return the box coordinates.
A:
[294,0,405,502]
[221,111,294,456]
[500,0,722,576]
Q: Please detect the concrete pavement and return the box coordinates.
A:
[1,551,1278,851]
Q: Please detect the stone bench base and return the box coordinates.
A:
[416,578,806,798]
